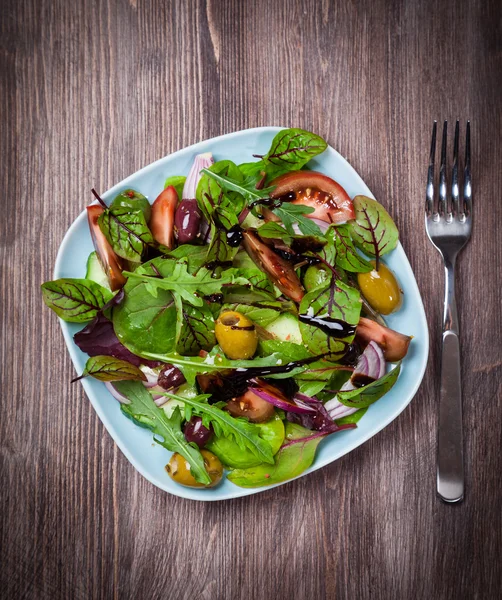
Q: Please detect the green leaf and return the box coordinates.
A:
[259,340,312,361]
[41,278,113,322]
[227,422,327,488]
[222,300,293,327]
[166,245,209,272]
[166,393,275,464]
[299,281,362,356]
[322,225,373,273]
[337,362,402,408]
[335,408,368,425]
[98,207,154,263]
[348,196,399,270]
[196,160,246,222]
[200,167,274,205]
[297,380,328,397]
[205,225,239,267]
[273,203,323,237]
[163,175,186,198]
[261,128,328,169]
[80,355,147,382]
[115,381,211,485]
[177,302,216,355]
[112,258,178,358]
[255,221,293,244]
[206,413,284,469]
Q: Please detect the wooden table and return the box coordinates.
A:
[1,1,501,598]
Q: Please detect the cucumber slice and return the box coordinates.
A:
[265,313,302,344]
[85,251,111,291]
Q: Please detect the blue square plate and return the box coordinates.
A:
[54,127,429,501]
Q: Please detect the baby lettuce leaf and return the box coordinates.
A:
[177,302,216,355]
[163,175,186,198]
[98,207,154,263]
[336,362,402,408]
[227,422,329,488]
[297,380,329,397]
[335,408,368,425]
[206,413,285,469]
[259,340,312,361]
[348,196,399,270]
[322,225,373,273]
[221,300,293,327]
[204,226,239,267]
[166,393,275,465]
[299,280,362,356]
[260,128,328,169]
[79,355,147,382]
[113,258,178,358]
[167,245,208,272]
[196,160,247,225]
[41,278,113,323]
[115,381,211,485]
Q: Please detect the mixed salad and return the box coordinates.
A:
[42,128,411,490]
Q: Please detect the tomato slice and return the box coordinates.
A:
[270,171,355,224]
[242,231,304,303]
[86,205,126,291]
[226,389,276,423]
[356,317,411,361]
[150,186,178,249]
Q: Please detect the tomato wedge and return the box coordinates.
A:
[270,171,355,224]
[86,205,126,291]
[150,186,178,249]
[242,231,304,303]
[226,388,275,423]
[356,317,411,361]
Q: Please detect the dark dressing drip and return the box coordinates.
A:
[226,225,244,247]
[248,194,293,211]
[351,373,376,388]
[339,342,361,366]
[298,314,356,339]
[204,260,233,270]
[204,293,224,303]
[229,325,255,331]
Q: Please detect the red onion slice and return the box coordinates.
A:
[182,152,214,199]
[251,386,315,414]
[140,366,160,388]
[104,381,130,404]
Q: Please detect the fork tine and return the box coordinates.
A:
[438,121,448,215]
[425,121,437,215]
[463,121,472,216]
[451,120,460,217]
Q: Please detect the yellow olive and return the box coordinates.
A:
[357,261,402,315]
[214,310,258,359]
[165,450,223,488]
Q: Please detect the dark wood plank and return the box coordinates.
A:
[1,0,501,598]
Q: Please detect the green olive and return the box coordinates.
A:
[357,261,402,315]
[165,450,223,488]
[303,264,331,291]
[214,310,258,359]
[111,189,152,223]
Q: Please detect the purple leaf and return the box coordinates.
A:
[73,313,159,367]
[286,392,354,433]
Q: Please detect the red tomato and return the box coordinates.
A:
[356,317,411,361]
[86,205,126,291]
[150,186,178,249]
[270,171,355,224]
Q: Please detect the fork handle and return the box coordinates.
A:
[437,257,464,503]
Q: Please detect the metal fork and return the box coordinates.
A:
[425,120,472,503]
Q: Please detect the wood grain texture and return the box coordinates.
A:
[1,0,501,598]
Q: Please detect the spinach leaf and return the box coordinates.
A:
[113,258,178,358]
[335,408,368,425]
[166,393,275,465]
[337,362,402,408]
[177,302,216,355]
[299,280,361,356]
[163,175,186,198]
[77,355,147,382]
[41,278,113,322]
[348,196,399,270]
[98,207,154,263]
[115,381,211,485]
[227,422,328,488]
[297,380,328,397]
[259,340,312,361]
[322,225,373,273]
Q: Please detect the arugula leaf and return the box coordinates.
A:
[41,278,113,322]
[98,207,154,263]
[113,258,178,358]
[166,393,275,464]
[200,167,275,205]
[336,362,402,408]
[177,302,216,355]
[273,203,323,237]
[321,225,373,273]
[299,280,362,356]
[227,422,328,488]
[196,160,247,224]
[348,196,399,270]
[163,175,186,198]
[124,262,248,307]
[115,381,211,485]
[79,355,147,382]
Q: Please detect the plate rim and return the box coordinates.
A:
[54,126,429,501]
